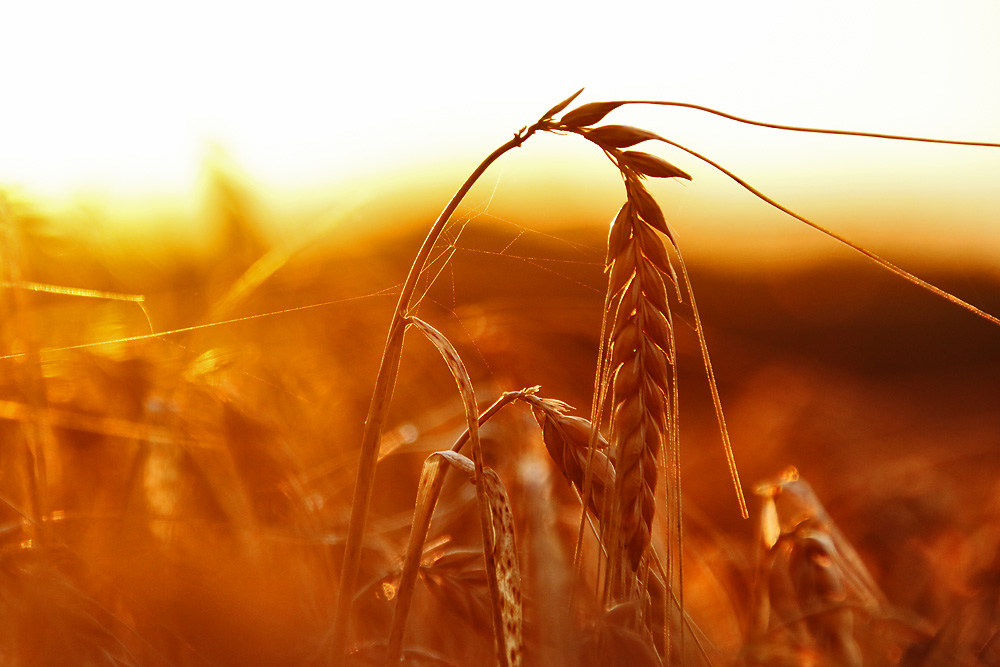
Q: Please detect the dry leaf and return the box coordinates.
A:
[482,469,523,667]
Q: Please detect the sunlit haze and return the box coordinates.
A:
[2,0,998,264]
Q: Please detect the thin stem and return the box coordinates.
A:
[614,100,1000,148]
[329,123,541,656]
[656,136,1000,328]
[675,245,748,518]
[572,271,615,603]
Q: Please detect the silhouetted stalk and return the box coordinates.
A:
[614,100,1000,148]
[330,121,548,656]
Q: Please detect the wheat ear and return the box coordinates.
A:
[555,110,692,582]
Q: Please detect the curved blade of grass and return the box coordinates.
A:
[385,389,537,664]
[407,316,520,667]
[383,451,460,663]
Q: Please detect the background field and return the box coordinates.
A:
[2,163,998,664]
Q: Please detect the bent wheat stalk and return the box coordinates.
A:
[329,89,582,654]
[386,389,615,665]
[402,317,522,667]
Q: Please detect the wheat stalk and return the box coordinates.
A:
[328,101,572,655]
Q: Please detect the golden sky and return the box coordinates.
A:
[2,0,998,264]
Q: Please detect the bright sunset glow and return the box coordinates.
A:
[3,1,998,210]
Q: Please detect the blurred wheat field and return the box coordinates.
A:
[1,139,999,667]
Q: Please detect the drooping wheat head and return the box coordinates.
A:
[553,107,692,594]
[524,395,615,523]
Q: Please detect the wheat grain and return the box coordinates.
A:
[523,396,615,523]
